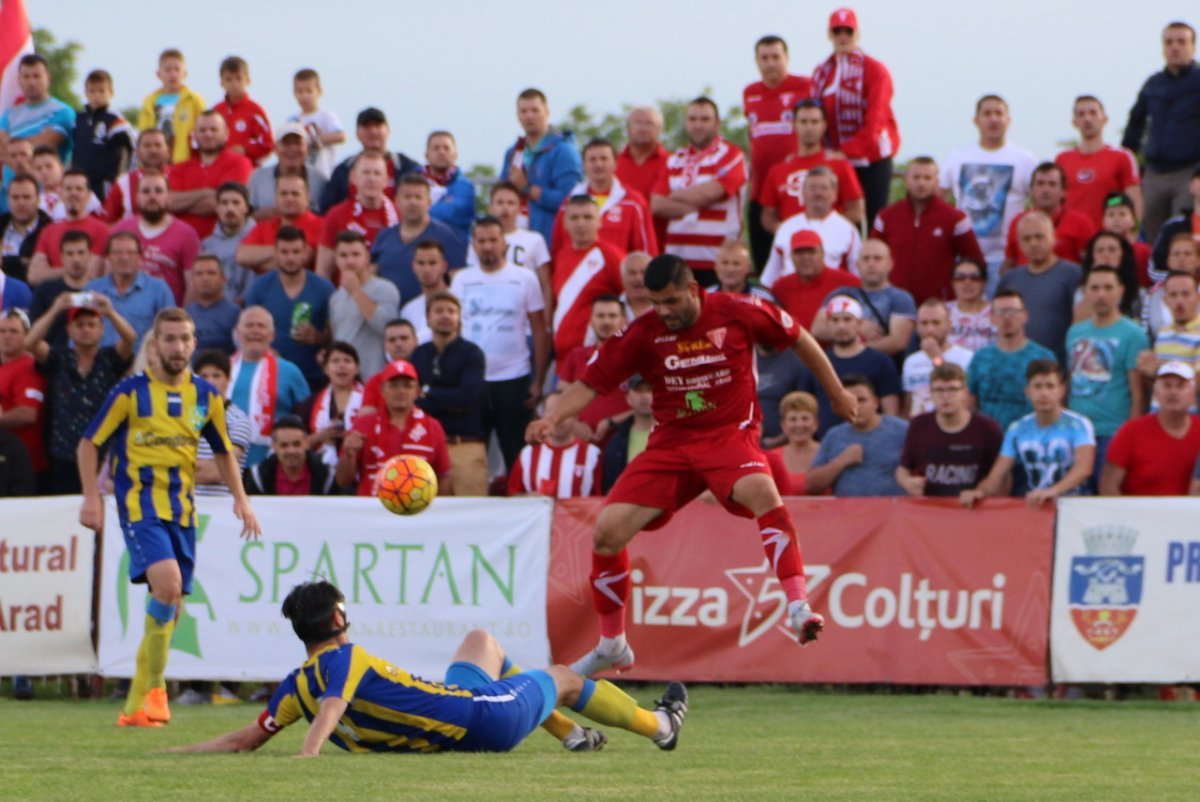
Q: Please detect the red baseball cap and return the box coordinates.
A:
[379,360,419,383]
[790,229,824,251]
[67,306,101,323]
[829,7,858,30]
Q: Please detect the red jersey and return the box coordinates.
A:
[320,198,399,248]
[507,439,603,498]
[33,216,109,266]
[214,95,274,166]
[1055,145,1140,228]
[558,343,630,429]
[102,167,171,223]
[616,143,670,204]
[772,268,862,330]
[0,354,46,472]
[1133,241,1152,288]
[345,407,450,497]
[871,195,985,304]
[168,149,254,238]
[1004,207,1097,264]
[1106,413,1200,495]
[654,137,747,273]
[243,210,325,250]
[551,239,625,357]
[583,292,799,440]
[811,51,900,165]
[550,177,657,256]
[759,151,863,220]
[743,74,813,197]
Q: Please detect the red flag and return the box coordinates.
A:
[0,0,35,114]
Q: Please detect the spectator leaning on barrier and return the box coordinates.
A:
[806,373,907,497]
[1102,361,1200,497]
[896,363,1002,498]
[410,291,488,496]
[767,390,821,495]
[961,359,1095,508]
[26,291,135,494]
[1122,21,1200,242]
[242,414,336,496]
[967,289,1057,433]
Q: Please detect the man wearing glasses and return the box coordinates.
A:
[896,363,1002,497]
[967,289,1057,432]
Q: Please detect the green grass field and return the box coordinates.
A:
[3,687,1197,801]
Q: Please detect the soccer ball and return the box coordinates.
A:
[374,454,438,515]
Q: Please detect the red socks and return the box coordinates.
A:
[758,505,808,603]
[590,550,631,638]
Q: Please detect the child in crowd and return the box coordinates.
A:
[139,49,206,164]
[214,56,274,166]
[288,68,345,177]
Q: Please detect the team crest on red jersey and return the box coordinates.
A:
[706,327,727,349]
[606,207,623,223]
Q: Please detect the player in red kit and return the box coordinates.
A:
[527,254,858,675]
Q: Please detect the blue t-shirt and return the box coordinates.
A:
[186,298,241,354]
[823,285,917,331]
[812,348,901,435]
[0,97,77,163]
[967,340,1058,433]
[228,355,310,467]
[1066,317,1149,437]
[244,272,336,386]
[86,272,175,348]
[371,220,467,306]
[813,416,909,497]
[1000,409,1095,492]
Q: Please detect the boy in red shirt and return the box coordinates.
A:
[213,56,274,166]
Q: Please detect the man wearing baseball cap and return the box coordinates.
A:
[319,107,420,213]
[772,228,861,330]
[335,359,452,496]
[811,293,900,435]
[1102,361,1200,496]
[246,122,328,217]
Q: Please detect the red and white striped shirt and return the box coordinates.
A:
[551,239,624,357]
[102,167,171,223]
[508,439,603,498]
[653,137,746,273]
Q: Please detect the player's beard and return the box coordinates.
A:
[158,352,189,378]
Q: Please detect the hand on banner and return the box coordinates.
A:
[1025,488,1059,508]
[80,495,104,531]
[234,498,262,540]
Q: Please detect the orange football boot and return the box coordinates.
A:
[117,709,164,728]
[144,687,171,723]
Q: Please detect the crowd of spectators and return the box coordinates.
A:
[2,11,1200,517]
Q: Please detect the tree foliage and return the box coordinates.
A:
[32,28,82,109]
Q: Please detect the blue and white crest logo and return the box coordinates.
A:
[1068,526,1142,650]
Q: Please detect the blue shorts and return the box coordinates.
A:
[120,518,197,595]
[443,662,559,752]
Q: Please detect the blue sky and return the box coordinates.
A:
[31,0,1191,171]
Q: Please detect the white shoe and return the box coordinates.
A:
[562,726,607,752]
[790,601,825,645]
[569,641,636,677]
[175,689,209,705]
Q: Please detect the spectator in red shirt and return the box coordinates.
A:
[316,153,398,281]
[213,56,273,166]
[0,309,47,486]
[760,99,864,233]
[1002,162,1098,271]
[1055,96,1142,228]
[237,174,323,273]
[811,8,901,226]
[102,128,171,223]
[872,156,985,303]
[551,138,656,256]
[167,110,254,239]
[772,229,861,330]
[508,390,603,498]
[744,34,814,269]
[335,359,451,496]
[27,169,108,283]
[556,293,630,444]
[1102,361,1200,496]
[615,106,669,208]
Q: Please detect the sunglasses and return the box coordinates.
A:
[952,273,983,281]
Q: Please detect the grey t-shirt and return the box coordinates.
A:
[823,284,917,332]
[996,261,1082,363]
[247,165,329,215]
[813,415,909,497]
[329,276,401,378]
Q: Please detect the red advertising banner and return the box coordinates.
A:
[549,498,1053,685]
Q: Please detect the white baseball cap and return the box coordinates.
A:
[1156,361,1195,381]
[825,296,864,320]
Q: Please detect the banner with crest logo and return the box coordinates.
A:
[1052,498,1200,682]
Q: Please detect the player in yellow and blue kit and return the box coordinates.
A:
[172,581,689,756]
[78,306,261,728]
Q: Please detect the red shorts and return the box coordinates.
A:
[606,426,771,529]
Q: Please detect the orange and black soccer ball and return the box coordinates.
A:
[374,454,438,515]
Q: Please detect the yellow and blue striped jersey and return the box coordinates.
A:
[84,371,232,526]
[264,643,480,753]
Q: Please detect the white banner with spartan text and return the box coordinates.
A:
[0,497,97,674]
[1052,498,1200,682]
[97,496,552,681]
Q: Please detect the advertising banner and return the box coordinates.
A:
[97,496,552,681]
[549,498,1053,685]
[1052,498,1200,682]
[0,497,97,674]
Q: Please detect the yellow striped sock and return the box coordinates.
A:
[123,635,151,717]
[573,679,660,738]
